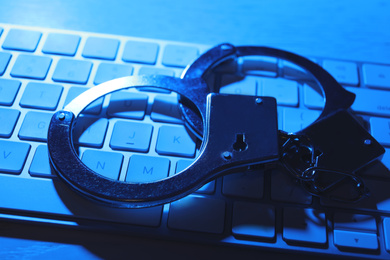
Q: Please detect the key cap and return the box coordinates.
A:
[363,63,390,90]
[0,79,21,106]
[162,44,198,68]
[283,108,321,133]
[29,145,53,177]
[155,125,196,158]
[110,121,153,152]
[2,29,41,52]
[346,87,390,117]
[222,171,264,199]
[73,116,108,148]
[283,207,327,245]
[52,58,92,84]
[82,37,119,60]
[81,150,123,180]
[107,91,148,120]
[125,155,170,183]
[370,117,390,146]
[168,196,225,234]
[240,56,278,77]
[322,59,359,86]
[334,230,378,250]
[175,159,215,194]
[19,82,63,110]
[260,77,299,106]
[94,63,133,85]
[384,218,390,252]
[333,213,377,232]
[232,202,275,239]
[220,75,258,96]
[122,40,159,64]
[138,67,175,77]
[0,140,30,174]
[18,111,52,142]
[42,33,80,56]
[64,87,103,114]
[10,54,52,80]
[151,95,183,124]
[270,169,312,204]
[303,82,325,109]
[0,175,162,226]
[0,52,11,76]
[0,108,20,138]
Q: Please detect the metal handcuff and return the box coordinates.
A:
[47,43,385,208]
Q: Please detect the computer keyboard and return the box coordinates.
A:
[0,23,390,259]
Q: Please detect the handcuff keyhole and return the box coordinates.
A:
[233,133,248,152]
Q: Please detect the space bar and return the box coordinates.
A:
[0,175,162,226]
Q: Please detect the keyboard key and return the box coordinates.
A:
[42,33,80,56]
[18,111,52,142]
[220,75,257,96]
[222,171,264,199]
[10,54,52,80]
[82,37,119,60]
[0,79,21,106]
[334,230,378,250]
[138,67,175,77]
[0,108,20,138]
[175,159,215,194]
[73,116,108,148]
[347,87,390,117]
[370,117,390,146]
[168,196,225,234]
[2,29,41,52]
[107,91,148,120]
[322,60,359,86]
[29,145,53,177]
[232,202,275,239]
[333,213,377,232]
[64,87,103,114]
[94,63,133,85]
[363,63,390,90]
[81,150,123,180]
[384,218,390,252]
[162,44,198,68]
[0,140,30,174]
[19,82,63,110]
[283,207,327,245]
[52,59,92,84]
[259,77,299,106]
[110,121,153,152]
[122,40,159,64]
[155,125,196,158]
[0,52,11,75]
[282,108,321,133]
[126,155,170,182]
[151,95,183,124]
[270,169,312,204]
[240,56,278,77]
[303,82,325,109]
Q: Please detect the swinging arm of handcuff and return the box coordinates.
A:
[48,75,279,208]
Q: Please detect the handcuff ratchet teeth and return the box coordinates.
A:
[47,44,385,208]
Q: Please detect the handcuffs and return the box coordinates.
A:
[47,43,385,208]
